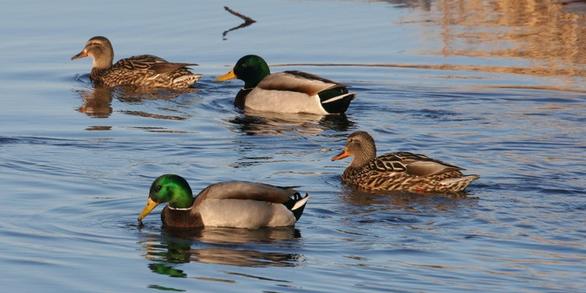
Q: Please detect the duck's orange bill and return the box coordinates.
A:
[71,50,88,60]
[138,198,159,222]
[331,150,350,161]
[216,70,236,81]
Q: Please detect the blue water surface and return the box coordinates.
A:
[0,0,585,292]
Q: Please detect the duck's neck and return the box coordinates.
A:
[350,147,376,168]
[244,67,269,89]
[92,52,113,71]
[169,189,194,209]
[89,53,113,82]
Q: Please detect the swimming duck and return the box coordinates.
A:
[331,131,479,193]
[216,55,355,114]
[72,36,201,89]
[138,174,309,229]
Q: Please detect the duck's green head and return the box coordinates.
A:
[138,174,194,222]
[217,55,270,88]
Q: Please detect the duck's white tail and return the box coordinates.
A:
[318,86,355,114]
[292,195,309,211]
[291,194,309,221]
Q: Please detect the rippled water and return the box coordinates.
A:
[1,0,585,292]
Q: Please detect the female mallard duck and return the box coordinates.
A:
[138,174,309,229]
[216,55,354,114]
[72,36,201,89]
[331,131,479,193]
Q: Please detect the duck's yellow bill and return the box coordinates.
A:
[216,70,236,81]
[138,198,159,222]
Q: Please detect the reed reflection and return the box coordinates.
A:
[430,0,586,77]
[141,227,303,277]
[228,112,354,136]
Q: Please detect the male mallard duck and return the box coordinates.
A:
[138,174,309,229]
[72,36,201,89]
[216,55,355,114]
[331,131,479,193]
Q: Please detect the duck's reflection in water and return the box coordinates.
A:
[340,185,472,212]
[77,87,113,118]
[115,86,193,103]
[76,86,194,122]
[141,227,303,278]
[228,111,354,136]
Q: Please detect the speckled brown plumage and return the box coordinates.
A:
[73,36,201,89]
[332,131,479,193]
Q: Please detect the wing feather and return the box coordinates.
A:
[195,181,298,204]
[257,71,340,96]
[373,152,463,176]
[114,55,196,73]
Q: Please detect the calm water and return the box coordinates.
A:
[1,0,585,292]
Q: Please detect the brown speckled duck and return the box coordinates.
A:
[72,36,201,89]
[138,174,309,229]
[331,131,479,193]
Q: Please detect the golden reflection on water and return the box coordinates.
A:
[288,0,586,90]
[432,0,586,74]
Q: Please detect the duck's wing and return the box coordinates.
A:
[257,71,341,96]
[195,181,300,204]
[150,62,198,74]
[373,152,463,177]
[115,55,197,74]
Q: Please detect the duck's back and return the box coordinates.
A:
[97,55,200,88]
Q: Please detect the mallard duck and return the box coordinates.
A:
[72,36,201,89]
[216,55,355,114]
[331,131,479,193]
[138,174,309,229]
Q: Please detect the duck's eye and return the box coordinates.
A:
[154,185,162,192]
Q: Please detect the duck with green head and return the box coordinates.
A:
[217,55,355,115]
[138,174,309,229]
[72,36,201,89]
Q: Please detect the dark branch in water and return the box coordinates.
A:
[224,6,256,24]
[222,6,256,40]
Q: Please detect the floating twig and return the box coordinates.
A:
[222,6,257,40]
[224,6,256,24]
